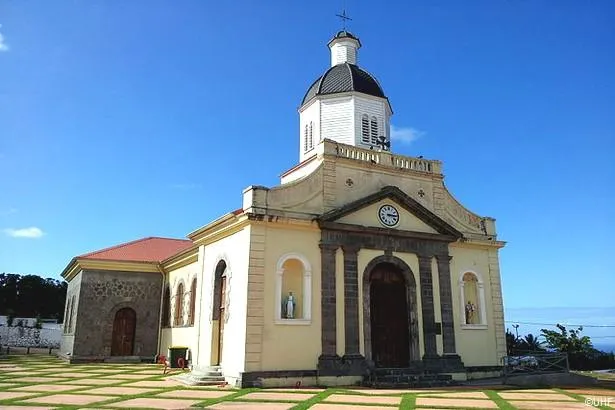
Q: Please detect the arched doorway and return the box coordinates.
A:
[111,307,136,356]
[363,257,419,368]
[211,260,227,365]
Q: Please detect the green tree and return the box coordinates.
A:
[541,324,594,369]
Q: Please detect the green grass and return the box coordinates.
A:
[2,354,614,409]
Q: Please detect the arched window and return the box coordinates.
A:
[361,114,370,144]
[370,116,378,144]
[161,286,171,327]
[174,282,185,326]
[304,124,309,152]
[275,253,312,323]
[188,278,197,326]
[459,271,487,327]
[308,121,313,150]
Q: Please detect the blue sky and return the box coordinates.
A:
[1,2,613,341]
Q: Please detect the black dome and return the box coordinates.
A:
[301,63,386,106]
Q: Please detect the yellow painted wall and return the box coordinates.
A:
[337,199,438,234]
[449,244,500,366]
[259,225,322,371]
[160,260,200,360]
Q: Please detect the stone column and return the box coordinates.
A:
[436,255,457,355]
[418,254,438,357]
[342,246,361,357]
[318,243,340,371]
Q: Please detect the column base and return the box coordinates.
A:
[318,354,368,376]
[422,354,465,372]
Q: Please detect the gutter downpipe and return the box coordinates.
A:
[156,264,165,360]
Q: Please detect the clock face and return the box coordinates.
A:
[378,204,399,227]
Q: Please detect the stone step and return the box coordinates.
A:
[171,366,226,387]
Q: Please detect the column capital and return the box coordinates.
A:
[341,245,360,254]
[319,243,339,251]
[417,253,433,263]
[435,254,453,263]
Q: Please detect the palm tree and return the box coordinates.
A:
[519,333,545,352]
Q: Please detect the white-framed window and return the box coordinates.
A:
[361,114,370,144]
[459,270,487,328]
[370,116,378,144]
[275,253,312,325]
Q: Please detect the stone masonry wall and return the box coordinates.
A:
[73,270,162,358]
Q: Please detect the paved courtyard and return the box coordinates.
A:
[0,355,613,409]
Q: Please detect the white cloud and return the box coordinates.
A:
[3,227,45,238]
[0,24,9,52]
[390,125,425,144]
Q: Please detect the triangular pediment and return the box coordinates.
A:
[319,186,462,238]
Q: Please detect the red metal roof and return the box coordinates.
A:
[78,237,193,263]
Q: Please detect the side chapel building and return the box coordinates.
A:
[60,30,507,387]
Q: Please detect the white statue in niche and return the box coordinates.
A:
[284,291,296,319]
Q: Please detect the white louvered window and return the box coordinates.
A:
[308,122,314,150]
[370,116,378,144]
[304,124,308,152]
[361,115,370,144]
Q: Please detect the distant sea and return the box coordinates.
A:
[504,307,615,353]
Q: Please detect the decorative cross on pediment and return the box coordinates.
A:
[376,136,390,151]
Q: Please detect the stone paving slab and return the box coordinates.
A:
[422,391,489,399]
[109,397,201,409]
[324,394,401,405]
[208,402,296,409]
[155,389,232,399]
[0,406,56,410]
[0,371,39,376]
[61,379,119,385]
[509,401,589,409]
[416,397,499,408]
[310,404,398,410]
[20,393,113,405]
[78,386,159,395]
[99,373,149,379]
[0,391,39,400]
[80,369,126,374]
[6,377,65,383]
[349,388,443,395]
[268,388,326,393]
[502,389,558,394]
[0,366,28,372]
[49,372,96,378]
[131,370,166,375]
[240,391,317,401]
[9,384,91,392]
[0,382,19,388]
[122,380,184,388]
[498,392,577,401]
[567,388,615,396]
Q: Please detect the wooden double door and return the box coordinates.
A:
[111,307,136,356]
[370,267,411,368]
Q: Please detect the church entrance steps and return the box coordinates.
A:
[363,367,458,389]
[170,365,226,386]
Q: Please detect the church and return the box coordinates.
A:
[59,29,507,387]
